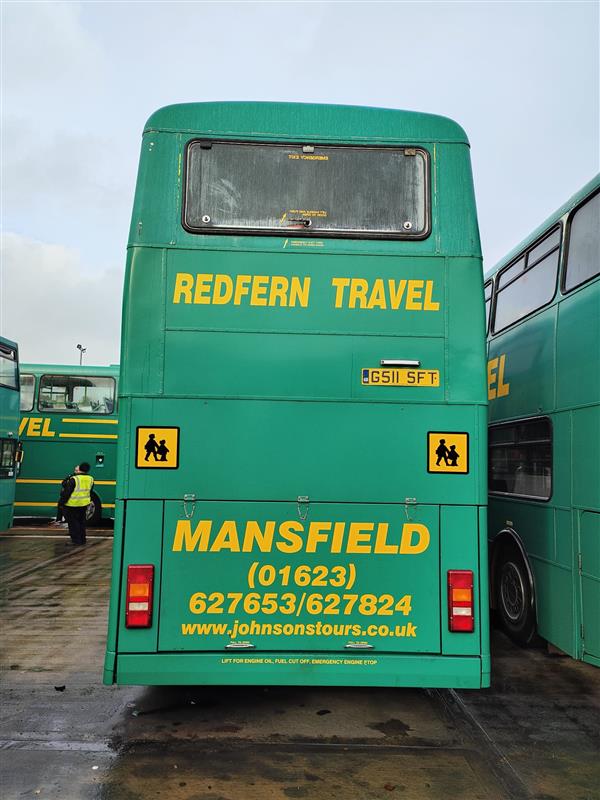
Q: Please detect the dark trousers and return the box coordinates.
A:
[63,506,87,545]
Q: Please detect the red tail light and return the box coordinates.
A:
[125,565,154,628]
[448,570,474,632]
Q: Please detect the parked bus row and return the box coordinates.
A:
[3,103,597,685]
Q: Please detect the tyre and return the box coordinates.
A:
[495,544,537,646]
[86,492,102,526]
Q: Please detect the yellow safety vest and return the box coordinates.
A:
[66,474,94,507]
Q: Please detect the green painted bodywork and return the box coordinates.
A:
[486,175,600,666]
[105,102,489,688]
[0,337,19,532]
[15,364,119,519]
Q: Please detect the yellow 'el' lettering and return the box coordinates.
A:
[496,354,510,397]
[488,354,510,400]
[487,358,498,399]
[27,418,43,436]
[41,419,56,437]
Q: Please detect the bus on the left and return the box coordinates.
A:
[0,337,20,532]
[15,364,119,524]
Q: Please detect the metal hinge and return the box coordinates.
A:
[580,624,585,641]
[578,553,583,574]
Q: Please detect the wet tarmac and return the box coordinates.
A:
[0,533,598,800]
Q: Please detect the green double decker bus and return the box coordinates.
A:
[105,102,489,688]
[486,176,599,666]
[0,337,20,532]
[16,364,119,524]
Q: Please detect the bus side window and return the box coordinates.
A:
[39,375,68,411]
[493,229,560,333]
[489,418,552,500]
[0,439,17,478]
[20,374,35,412]
[71,376,116,415]
[39,375,116,415]
[564,191,600,292]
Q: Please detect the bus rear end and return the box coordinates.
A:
[105,103,489,688]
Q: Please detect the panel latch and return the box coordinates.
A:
[404,497,417,521]
[183,493,196,520]
[297,496,310,521]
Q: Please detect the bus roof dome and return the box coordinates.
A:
[144,102,470,145]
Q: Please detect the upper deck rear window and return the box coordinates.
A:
[184,141,429,239]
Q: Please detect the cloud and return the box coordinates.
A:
[2,2,131,266]
[1,233,123,366]
[2,118,134,266]
[2,1,105,100]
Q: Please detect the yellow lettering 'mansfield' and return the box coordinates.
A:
[172,519,212,552]
[398,524,430,555]
[172,519,431,555]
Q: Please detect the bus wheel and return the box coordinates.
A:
[86,493,102,527]
[496,546,537,646]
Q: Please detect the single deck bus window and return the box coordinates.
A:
[564,191,600,292]
[493,229,560,333]
[0,346,18,391]
[184,141,428,238]
[489,418,552,500]
[0,439,16,478]
[38,375,116,414]
[20,374,35,412]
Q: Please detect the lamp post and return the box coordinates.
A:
[76,344,87,366]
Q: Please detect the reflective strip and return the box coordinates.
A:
[61,418,118,424]
[16,479,116,485]
[16,479,62,484]
[59,433,118,439]
[14,502,57,507]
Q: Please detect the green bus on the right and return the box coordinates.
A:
[485,175,599,667]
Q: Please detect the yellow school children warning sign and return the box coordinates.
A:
[136,427,179,469]
[427,432,469,474]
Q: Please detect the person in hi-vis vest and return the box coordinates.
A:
[59,462,94,545]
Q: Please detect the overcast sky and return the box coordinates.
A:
[1,0,598,365]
